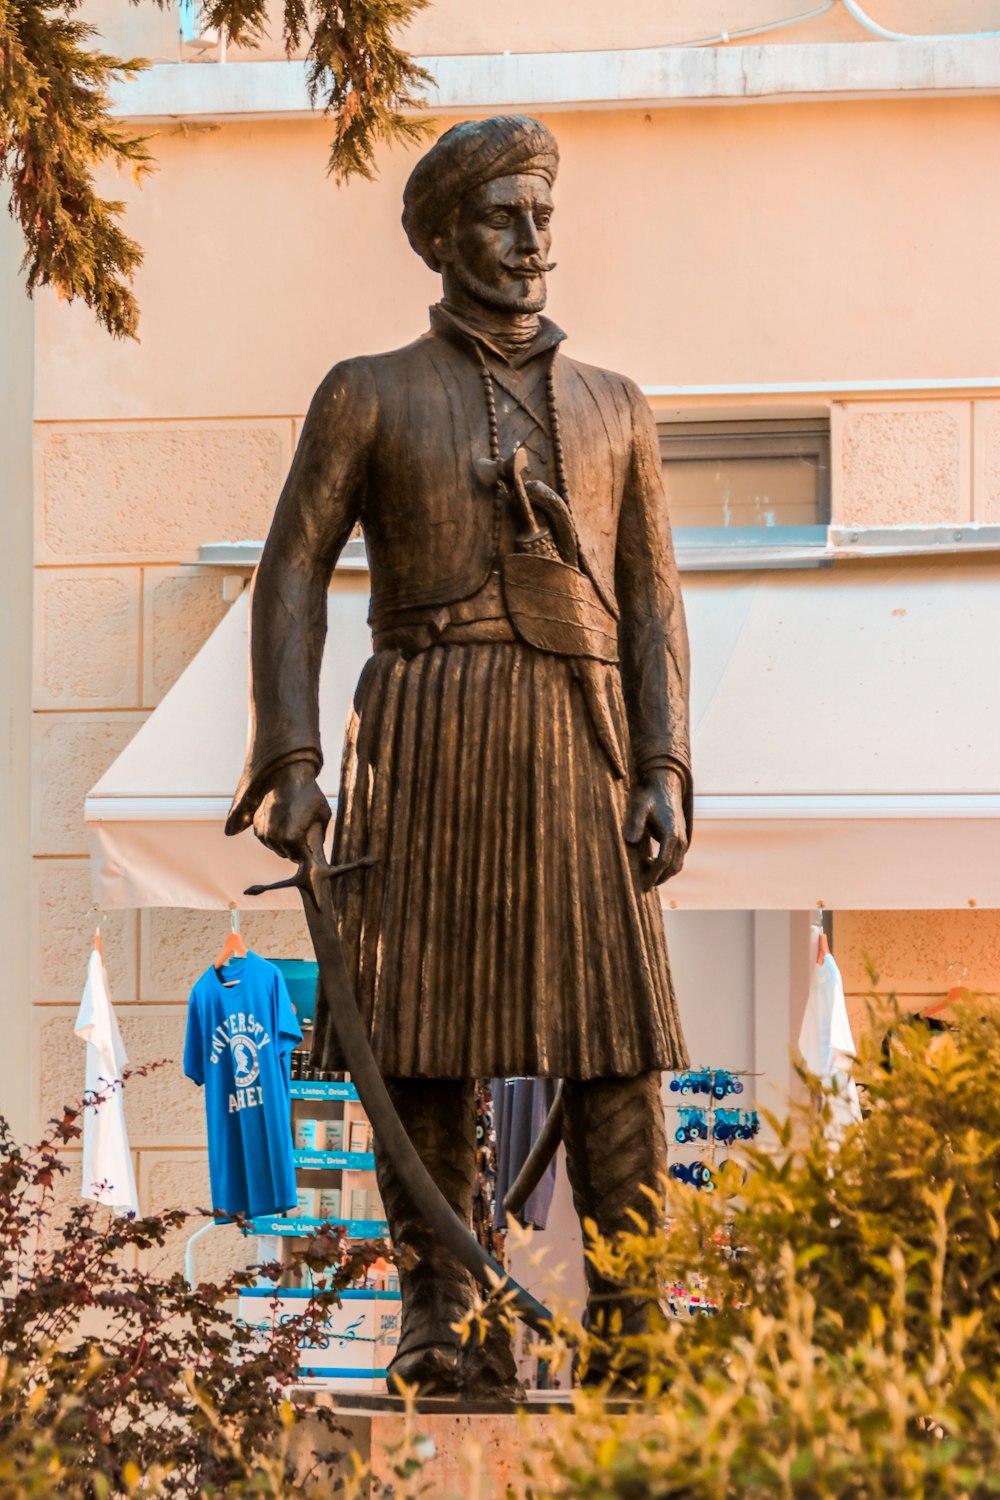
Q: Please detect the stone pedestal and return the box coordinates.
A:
[291,1389,569,1498]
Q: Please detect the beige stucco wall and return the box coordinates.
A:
[34,97,1000,421]
[25,351,312,1241]
[86,0,1000,62]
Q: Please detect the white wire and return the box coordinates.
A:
[543,2,837,52]
[675,1,837,48]
[840,0,1000,41]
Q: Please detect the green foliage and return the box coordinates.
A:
[0,1078,383,1497]
[0,0,152,338]
[520,998,1000,1499]
[2,1,433,337]
[11,996,1000,1498]
[195,1,435,180]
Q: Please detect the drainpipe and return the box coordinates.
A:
[840,0,1000,41]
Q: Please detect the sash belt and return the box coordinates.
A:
[372,558,619,666]
[373,615,516,655]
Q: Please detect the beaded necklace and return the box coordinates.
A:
[475,345,570,503]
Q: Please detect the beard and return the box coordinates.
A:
[451,257,548,314]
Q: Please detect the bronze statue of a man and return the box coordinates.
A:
[227,116,692,1395]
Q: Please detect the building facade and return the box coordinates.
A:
[3,0,1000,1286]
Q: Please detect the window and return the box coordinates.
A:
[658,418,830,544]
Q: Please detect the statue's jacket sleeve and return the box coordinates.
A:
[227,357,377,832]
[614,378,693,831]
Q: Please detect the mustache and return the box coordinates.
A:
[501,258,557,275]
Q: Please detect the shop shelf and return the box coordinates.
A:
[251,1216,389,1239]
[293,1150,376,1172]
[290,1081,359,1102]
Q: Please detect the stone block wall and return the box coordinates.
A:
[35,420,291,564]
[973,401,1000,523]
[831,395,1000,528]
[30,415,306,1272]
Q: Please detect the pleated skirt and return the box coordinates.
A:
[311,642,688,1081]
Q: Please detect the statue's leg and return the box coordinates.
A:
[376,1077,517,1397]
[560,1072,668,1384]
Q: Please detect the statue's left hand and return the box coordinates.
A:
[624,768,688,890]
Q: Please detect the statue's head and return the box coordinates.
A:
[402,116,559,315]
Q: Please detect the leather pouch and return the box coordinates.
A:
[502,552,619,664]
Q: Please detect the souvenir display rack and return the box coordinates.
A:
[665,1067,759,1194]
[241,964,398,1388]
[663,1068,754,1321]
[251,1056,388,1241]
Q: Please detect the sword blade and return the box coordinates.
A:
[297,848,555,1338]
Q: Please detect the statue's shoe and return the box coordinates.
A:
[386,1324,522,1400]
[386,1340,463,1396]
[572,1295,664,1393]
[459,1321,522,1400]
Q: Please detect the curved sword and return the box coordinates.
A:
[245,827,555,1338]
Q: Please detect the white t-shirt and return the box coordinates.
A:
[74,947,139,1216]
[798,940,862,1135]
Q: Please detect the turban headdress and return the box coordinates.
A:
[402,116,559,271]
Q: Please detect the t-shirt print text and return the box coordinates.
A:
[210,1012,273,1113]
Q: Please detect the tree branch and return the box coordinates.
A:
[2,1,435,337]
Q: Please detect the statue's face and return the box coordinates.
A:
[437,173,554,314]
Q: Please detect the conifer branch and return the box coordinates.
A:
[0,0,153,339]
[2,1,434,338]
[197,0,435,180]
[301,0,434,182]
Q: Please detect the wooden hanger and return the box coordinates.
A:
[215,904,247,975]
[921,985,971,1019]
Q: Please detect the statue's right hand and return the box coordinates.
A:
[252,761,331,864]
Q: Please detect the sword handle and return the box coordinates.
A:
[302,824,332,909]
[304,821,328,869]
[510,444,538,533]
[243,830,375,903]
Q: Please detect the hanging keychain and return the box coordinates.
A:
[675,1107,709,1145]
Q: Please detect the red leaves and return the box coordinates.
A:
[0,1090,386,1493]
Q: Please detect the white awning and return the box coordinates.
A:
[86,559,1000,911]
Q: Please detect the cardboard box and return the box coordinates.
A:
[237,1288,401,1387]
[375,1299,401,1371]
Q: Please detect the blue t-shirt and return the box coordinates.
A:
[184,951,302,1220]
